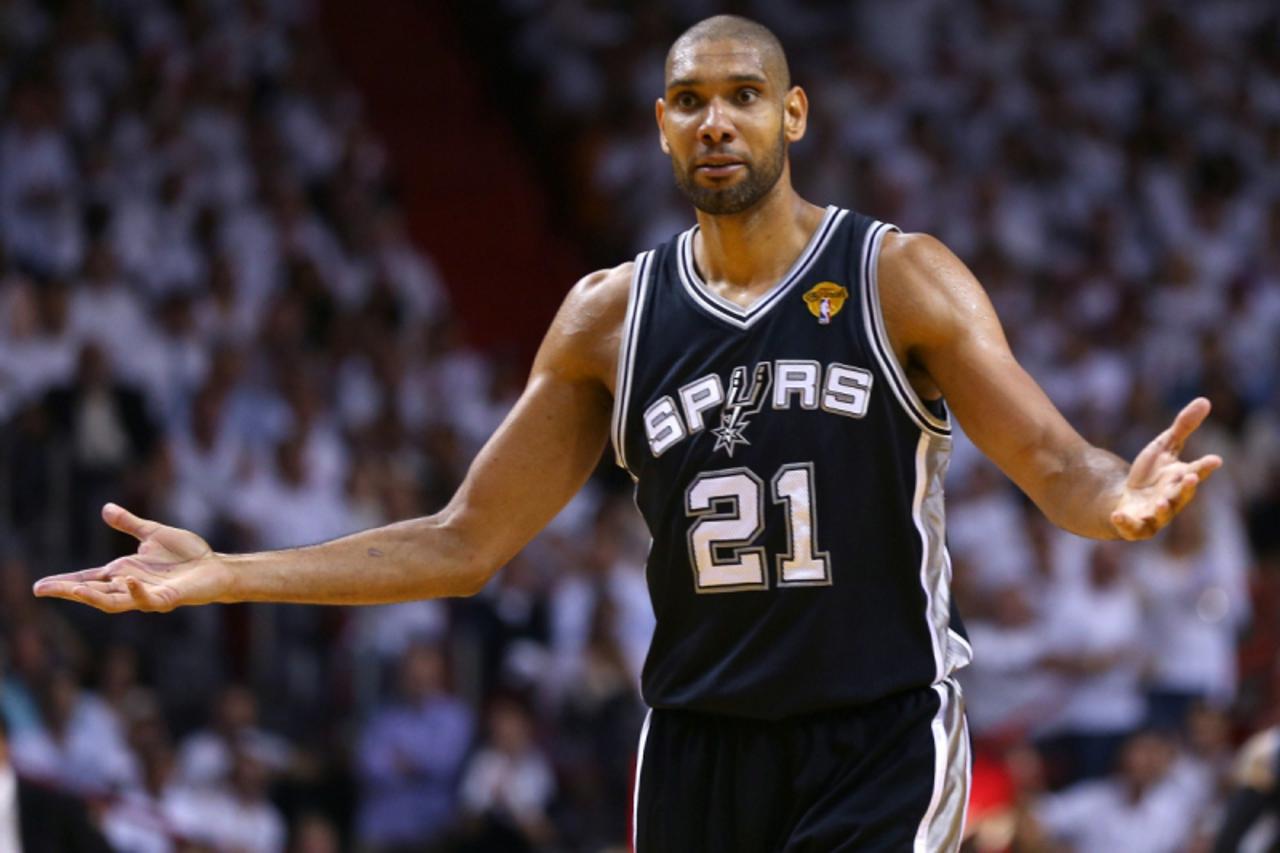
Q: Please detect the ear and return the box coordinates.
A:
[783,86,808,143]
[655,98,670,155]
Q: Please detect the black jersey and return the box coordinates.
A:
[613,207,972,719]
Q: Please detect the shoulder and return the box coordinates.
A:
[557,261,634,331]
[878,230,964,293]
[875,230,992,352]
[537,261,635,391]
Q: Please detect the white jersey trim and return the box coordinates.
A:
[912,431,946,681]
[675,206,845,330]
[860,222,951,437]
[612,251,655,478]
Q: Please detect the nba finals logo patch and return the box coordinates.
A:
[803,282,848,325]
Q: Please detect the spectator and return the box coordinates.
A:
[229,433,358,551]
[0,712,111,852]
[1134,495,1250,730]
[1031,730,1201,853]
[960,582,1059,741]
[176,684,292,790]
[66,239,148,378]
[9,665,138,795]
[42,342,157,563]
[355,642,474,850]
[554,599,645,849]
[458,694,557,852]
[99,697,181,853]
[1035,541,1147,783]
[162,380,248,534]
[165,745,286,853]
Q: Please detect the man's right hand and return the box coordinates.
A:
[32,503,228,612]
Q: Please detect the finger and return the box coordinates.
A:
[1162,471,1197,514]
[1166,397,1212,451]
[1163,457,1222,517]
[1187,454,1223,481]
[32,567,113,596]
[124,576,174,613]
[1128,435,1163,483]
[1132,492,1176,531]
[1137,469,1207,533]
[102,503,161,541]
[1110,512,1139,541]
[1111,511,1154,541]
[72,582,134,613]
[38,580,133,613]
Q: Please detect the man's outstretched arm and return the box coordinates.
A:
[878,232,1222,541]
[33,265,631,611]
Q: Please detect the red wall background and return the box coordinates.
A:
[318,0,587,358]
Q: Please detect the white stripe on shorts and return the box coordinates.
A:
[913,678,970,852]
[631,708,653,852]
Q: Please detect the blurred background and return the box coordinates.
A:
[0,0,1277,851]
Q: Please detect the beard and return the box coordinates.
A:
[673,129,787,216]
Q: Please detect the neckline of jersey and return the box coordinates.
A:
[677,204,843,330]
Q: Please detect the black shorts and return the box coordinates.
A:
[631,679,969,852]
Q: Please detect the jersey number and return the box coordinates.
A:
[684,463,831,592]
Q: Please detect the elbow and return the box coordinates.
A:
[405,512,498,599]
[433,541,499,599]
[422,506,515,598]
[454,562,496,597]
[408,553,492,599]
[455,526,508,596]
[444,522,501,597]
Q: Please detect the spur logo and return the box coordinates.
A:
[642,359,874,458]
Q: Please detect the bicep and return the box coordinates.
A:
[926,315,1083,490]
[434,271,623,580]
[441,363,611,576]
[882,234,1092,503]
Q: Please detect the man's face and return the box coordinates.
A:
[657,40,802,215]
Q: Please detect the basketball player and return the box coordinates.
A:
[34,15,1221,852]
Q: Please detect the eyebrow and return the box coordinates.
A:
[667,73,769,89]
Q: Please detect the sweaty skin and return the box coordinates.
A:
[33,35,1220,613]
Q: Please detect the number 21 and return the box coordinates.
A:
[685,463,831,592]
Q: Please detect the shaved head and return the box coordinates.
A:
[658,14,805,216]
[665,15,790,91]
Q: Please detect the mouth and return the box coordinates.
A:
[694,158,746,179]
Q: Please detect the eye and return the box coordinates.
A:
[736,88,760,104]
[675,91,700,110]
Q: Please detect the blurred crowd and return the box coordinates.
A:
[0,0,1277,851]
[0,0,650,850]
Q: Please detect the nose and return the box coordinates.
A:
[699,97,735,146]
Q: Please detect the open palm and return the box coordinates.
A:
[32,504,225,612]
[1110,397,1223,540]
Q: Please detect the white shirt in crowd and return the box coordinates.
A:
[1038,561,1146,736]
[1036,776,1198,853]
[163,785,285,853]
[1133,495,1251,702]
[460,747,556,826]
